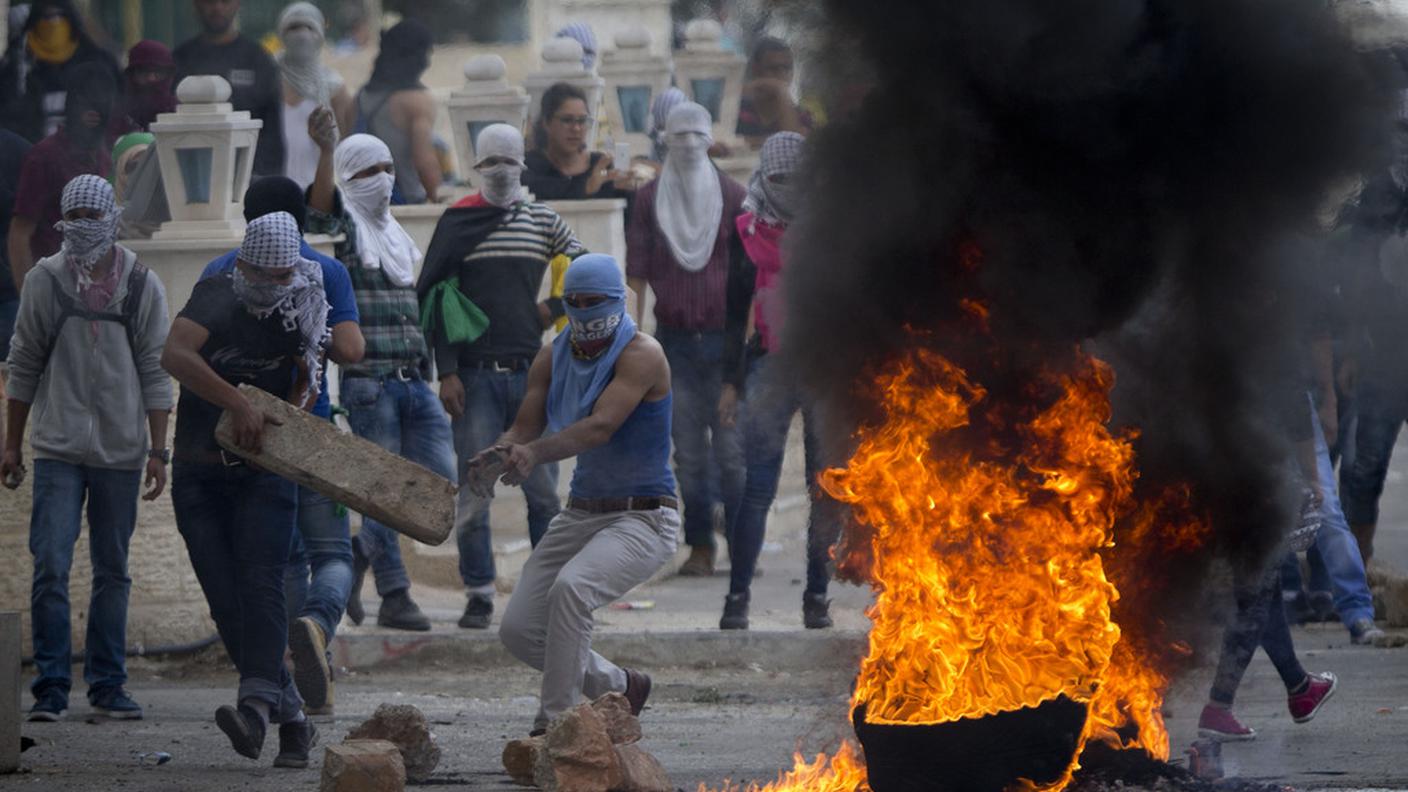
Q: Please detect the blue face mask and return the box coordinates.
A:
[565,296,626,346]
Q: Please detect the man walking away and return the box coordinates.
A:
[418,124,584,630]
[491,254,677,735]
[2,175,172,722]
[174,0,284,176]
[162,211,326,768]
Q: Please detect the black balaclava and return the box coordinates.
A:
[366,20,433,93]
[63,62,114,148]
[243,176,309,231]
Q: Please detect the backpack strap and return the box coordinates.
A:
[37,257,150,376]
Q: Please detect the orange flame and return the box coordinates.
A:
[702,342,1192,792]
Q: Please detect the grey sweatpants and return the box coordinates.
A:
[500,506,679,729]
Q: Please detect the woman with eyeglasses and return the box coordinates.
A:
[523,82,635,201]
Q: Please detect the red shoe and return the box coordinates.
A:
[1197,704,1256,741]
[1288,672,1337,723]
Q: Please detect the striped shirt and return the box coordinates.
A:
[307,201,432,379]
[626,171,747,331]
[433,196,584,375]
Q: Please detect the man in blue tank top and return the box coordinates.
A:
[467,254,678,734]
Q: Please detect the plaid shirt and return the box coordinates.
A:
[308,202,431,378]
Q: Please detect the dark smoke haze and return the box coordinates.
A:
[777,0,1398,646]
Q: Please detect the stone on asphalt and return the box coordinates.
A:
[535,703,623,792]
[1382,573,1408,627]
[610,744,672,792]
[502,736,544,786]
[321,740,406,792]
[215,384,455,545]
[590,692,641,745]
[345,703,442,782]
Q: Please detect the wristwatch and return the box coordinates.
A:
[148,448,171,465]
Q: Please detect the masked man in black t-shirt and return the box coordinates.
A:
[160,211,330,769]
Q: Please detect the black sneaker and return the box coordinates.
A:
[90,686,144,720]
[1308,591,1337,623]
[215,704,267,760]
[273,719,319,769]
[803,592,833,629]
[1284,590,1313,625]
[458,593,494,629]
[377,589,431,632]
[623,667,652,716]
[719,592,749,630]
[27,689,67,722]
[289,616,330,711]
[346,535,369,626]
[1350,618,1387,646]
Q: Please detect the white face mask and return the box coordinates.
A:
[478,163,524,207]
[283,28,321,63]
[343,170,394,217]
[667,131,710,165]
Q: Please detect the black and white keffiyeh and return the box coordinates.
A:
[235,211,331,397]
[744,132,805,227]
[56,174,121,278]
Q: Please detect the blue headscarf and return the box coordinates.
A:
[547,255,638,432]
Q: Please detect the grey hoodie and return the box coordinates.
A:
[5,247,173,470]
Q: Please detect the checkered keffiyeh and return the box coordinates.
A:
[555,22,598,69]
[744,131,805,226]
[234,211,332,402]
[56,175,121,275]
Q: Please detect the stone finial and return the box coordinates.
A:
[176,75,232,105]
[683,19,723,51]
[464,54,508,83]
[615,25,652,51]
[543,37,586,71]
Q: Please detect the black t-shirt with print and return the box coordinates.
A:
[173,273,304,460]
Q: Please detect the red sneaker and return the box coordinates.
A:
[1288,672,1337,723]
[1197,704,1257,741]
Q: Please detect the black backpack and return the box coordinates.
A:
[38,260,150,373]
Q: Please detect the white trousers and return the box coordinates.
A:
[500,506,679,729]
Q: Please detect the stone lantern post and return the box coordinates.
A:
[672,19,747,147]
[524,37,607,147]
[148,75,261,241]
[447,55,532,185]
[598,25,673,160]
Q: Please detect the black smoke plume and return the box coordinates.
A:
[778,0,1396,645]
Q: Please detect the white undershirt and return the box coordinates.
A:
[282,97,321,191]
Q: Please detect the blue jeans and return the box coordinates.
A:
[1340,378,1406,559]
[284,486,353,639]
[28,459,141,701]
[1281,398,1375,627]
[453,366,560,589]
[727,356,841,596]
[657,328,744,550]
[172,463,303,721]
[341,375,458,596]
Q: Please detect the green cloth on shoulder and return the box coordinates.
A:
[420,280,490,346]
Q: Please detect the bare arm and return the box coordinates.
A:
[628,276,648,325]
[329,320,365,365]
[7,216,34,292]
[499,345,554,446]
[405,91,441,203]
[308,107,339,216]
[142,408,170,500]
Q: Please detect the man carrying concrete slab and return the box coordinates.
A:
[3,175,172,723]
[161,211,327,768]
[483,254,678,735]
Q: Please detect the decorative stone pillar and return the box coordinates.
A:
[524,37,606,147]
[598,25,673,160]
[672,19,747,147]
[447,55,532,184]
[148,76,261,241]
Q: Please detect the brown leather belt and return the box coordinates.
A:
[566,496,679,513]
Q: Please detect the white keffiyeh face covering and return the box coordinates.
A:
[475,123,528,208]
[335,134,422,286]
[56,174,121,280]
[655,102,722,273]
[235,211,331,396]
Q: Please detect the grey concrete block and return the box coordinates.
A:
[216,384,455,546]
